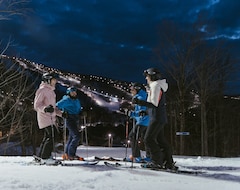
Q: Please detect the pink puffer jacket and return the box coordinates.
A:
[34,82,57,129]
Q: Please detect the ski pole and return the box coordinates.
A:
[131,118,136,167]
[63,116,67,156]
[125,110,129,161]
[83,113,89,159]
[136,125,140,146]
[50,114,57,160]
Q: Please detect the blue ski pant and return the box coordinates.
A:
[65,115,80,157]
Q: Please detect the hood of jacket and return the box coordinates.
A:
[147,79,168,107]
[150,79,168,92]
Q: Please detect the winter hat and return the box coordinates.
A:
[66,86,77,95]
[130,82,144,93]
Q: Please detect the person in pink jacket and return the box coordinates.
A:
[34,72,59,159]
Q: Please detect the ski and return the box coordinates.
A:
[61,160,99,166]
[53,156,97,162]
[32,155,99,166]
[104,161,139,169]
[122,157,149,163]
[32,155,61,166]
[94,156,122,162]
[104,161,203,175]
[93,156,146,163]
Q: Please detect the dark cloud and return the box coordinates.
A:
[1,0,240,85]
[211,0,240,28]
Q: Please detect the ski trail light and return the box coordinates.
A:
[108,134,112,147]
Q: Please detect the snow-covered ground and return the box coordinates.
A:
[0,146,239,190]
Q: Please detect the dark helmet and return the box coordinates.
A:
[66,86,77,95]
[143,68,161,81]
[42,72,59,83]
[130,82,144,93]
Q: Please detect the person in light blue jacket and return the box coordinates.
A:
[126,83,150,162]
[56,86,82,160]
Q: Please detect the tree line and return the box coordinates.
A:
[154,20,239,157]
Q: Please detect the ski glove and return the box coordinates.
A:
[139,110,148,116]
[44,105,54,113]
[62,111,68,118]
[132,97,139,104]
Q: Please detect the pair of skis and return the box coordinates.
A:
[103,161,203,175]
[31,155,203,176]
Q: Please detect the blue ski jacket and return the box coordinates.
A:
[130,89,149,127]
[56,95,81,114]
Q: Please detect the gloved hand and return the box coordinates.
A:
[44,105,54,113]
[139,110,147,116]
[62,111,68,118]
[132,97,139,104]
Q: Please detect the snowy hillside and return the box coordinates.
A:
[0,146,239,190]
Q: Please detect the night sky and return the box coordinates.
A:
[1,0,240,88]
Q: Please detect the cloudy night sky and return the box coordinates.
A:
[0,0,240,89]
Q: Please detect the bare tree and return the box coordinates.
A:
[154,20,235,156]
[0,56,37,155]
[154,20,201,155]
[0,0,31,55]
[0,0,30,20]
[193,44,233,156]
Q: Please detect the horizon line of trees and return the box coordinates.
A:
[0,51,239,157]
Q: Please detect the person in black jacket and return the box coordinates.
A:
[133,68,177,170]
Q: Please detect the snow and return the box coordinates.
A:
[0,146,239,190]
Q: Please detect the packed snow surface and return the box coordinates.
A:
[0,146,239,190]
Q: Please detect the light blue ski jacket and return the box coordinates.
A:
[130,89,149,127]
[56,95,81,114]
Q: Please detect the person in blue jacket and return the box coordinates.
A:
[56,86,82,160]
[127,83,150,162]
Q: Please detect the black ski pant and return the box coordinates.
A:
[129,125,149,158]
[156,127,174,167]
[38,125,54,159]
[144,121,173,166]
